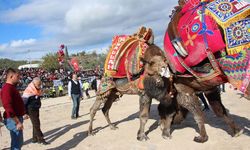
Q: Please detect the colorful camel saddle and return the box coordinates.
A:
[164,0,249,73]
[218,48,250,95]
[164,0,250,94]
[97,75,145,96]
[205,0,250,55]
[104,26,153,78]
[97,76,116,95]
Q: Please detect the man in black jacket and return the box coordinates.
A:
[68,73,83,119]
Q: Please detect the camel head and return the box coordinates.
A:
[141,45,175,102]
[141,44,170,78]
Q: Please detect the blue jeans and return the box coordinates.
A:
[4,117,24,150]
[71,94,80,118]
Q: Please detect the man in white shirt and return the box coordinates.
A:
[68,74,83,119]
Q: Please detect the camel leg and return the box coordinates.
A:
[137,93,152,141]
[88,95,104,136]
[158,102,175,139]
[177,92,208,143]
[172,106,189,124]
[102,93,119,130]
[205,88,243,137]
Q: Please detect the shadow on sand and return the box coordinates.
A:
[23,120,89,147]
[91,104,160,135]
[47,131,88,150]
[170,109,250,138]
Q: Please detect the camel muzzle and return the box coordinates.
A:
[160,66,171,78]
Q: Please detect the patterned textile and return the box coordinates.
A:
[218,48,250,93]
[164,32,186,73]
[205,0,249,28]
[225,18,250,55]
[104,27,152,78]
[105,35,129,76]
[178,5,225,67]
[97,77,116,95]
[164,4,225,73]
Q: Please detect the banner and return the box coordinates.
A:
[70,57,80,72]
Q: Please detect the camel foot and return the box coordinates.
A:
[137,133,149,141]
[88,131,95,136]
[193,135,208,143]
[162,134,172,140]
[162,130,172,139]
[233,128,244,137]
[110,124,118,130]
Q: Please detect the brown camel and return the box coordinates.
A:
[138,0,248,143]
[88,27,167,136]
[139,44,244,143]
[88,47,166,136]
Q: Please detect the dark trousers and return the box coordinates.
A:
[197,93,209,110]
[28,108,44,141]
[71,94,80,118]
[85,89,90,98]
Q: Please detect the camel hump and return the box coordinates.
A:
[104,27,154,79]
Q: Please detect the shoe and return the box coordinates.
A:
[32,139,38,143]
[38,140,50,145]
[71,116,77,120]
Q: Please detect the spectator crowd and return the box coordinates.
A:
[0,67,103,98]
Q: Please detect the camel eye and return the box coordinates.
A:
[149,61,155,66]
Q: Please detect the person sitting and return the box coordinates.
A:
[22,77,49,145]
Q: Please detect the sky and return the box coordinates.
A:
[0,0,177,60]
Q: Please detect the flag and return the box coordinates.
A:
[70,57,80,72]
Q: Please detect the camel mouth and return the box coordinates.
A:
[160,66,171,78]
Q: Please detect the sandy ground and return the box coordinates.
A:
[0,85,250,150]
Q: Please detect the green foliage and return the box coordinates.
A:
[0,48,108,71]
[76,51,107,70]
[0,58,27,69]
[41,53,60,71]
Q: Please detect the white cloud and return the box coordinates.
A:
[0,0,178,60]
[10,38,36,48]
[0,43,8,50]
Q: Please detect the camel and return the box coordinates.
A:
[139,45,244,143]
[138,0,249,143]
[87,27,168,136]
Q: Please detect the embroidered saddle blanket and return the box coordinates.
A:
[164,4,225,73]
[164,0,249,73]
[218,48,250,95]
[205,0,250,55]
[164,0,250,95]
[104,27,153,78]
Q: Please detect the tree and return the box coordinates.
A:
[41,53,60,71]
[0,58,27,69]
[76,51,107,70]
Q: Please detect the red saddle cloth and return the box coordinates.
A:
[104,30,151,78]
[164,4,225,73]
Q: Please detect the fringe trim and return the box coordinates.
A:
[226,44,250,55]
[205,8,250,29]
[104,43,116,76]
[205,6,249,55]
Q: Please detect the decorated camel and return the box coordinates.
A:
[87,26,163,135]
[139,0,249,143]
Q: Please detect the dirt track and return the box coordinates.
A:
[0,85,250,150]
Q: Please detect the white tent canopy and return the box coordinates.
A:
[18,64,40,70]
